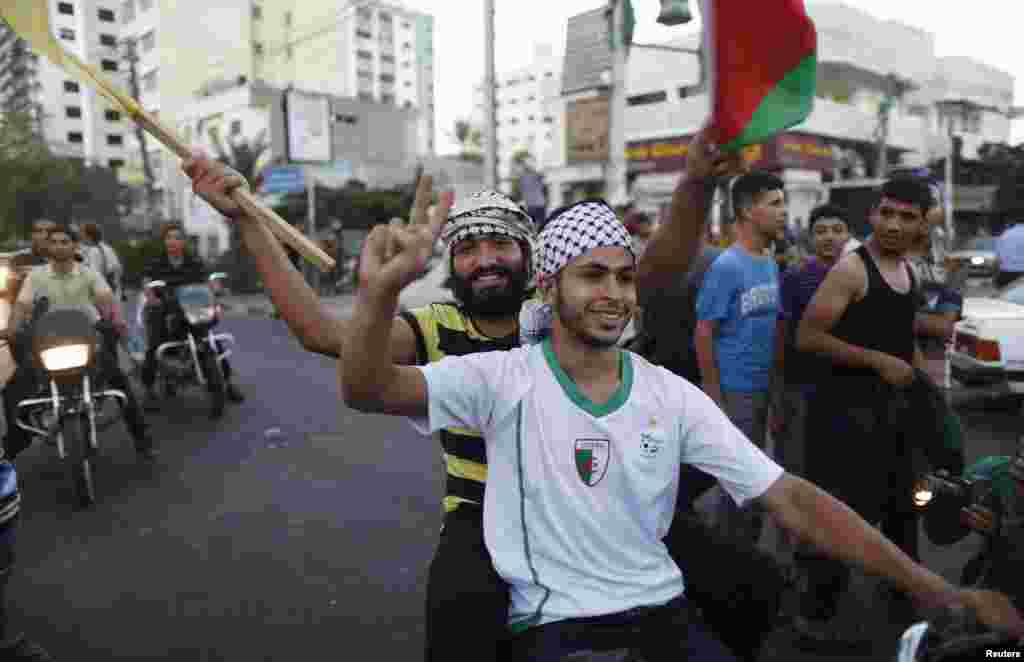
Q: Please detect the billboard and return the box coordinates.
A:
[286,89,331,163]
[626,133,836,174]
[566,95,610,163]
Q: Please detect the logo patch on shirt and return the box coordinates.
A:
[639,432,664,459]
[574,438,611,486]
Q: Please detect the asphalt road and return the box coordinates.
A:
[1,312,1020,661]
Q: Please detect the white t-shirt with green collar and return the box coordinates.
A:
[414,338,784,628]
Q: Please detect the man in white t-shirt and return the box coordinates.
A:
[334,189,1024,658]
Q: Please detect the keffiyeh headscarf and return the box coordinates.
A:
[520,200,636,345]
[440,190,538,286]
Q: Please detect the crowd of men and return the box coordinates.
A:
[1,129,1022,660]
[180,129,1022,662]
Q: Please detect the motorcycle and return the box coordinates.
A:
[898,452,1024,660]
[13,298,127,508]
[141,273,235,419]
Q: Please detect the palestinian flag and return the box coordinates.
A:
[701,0,818,151]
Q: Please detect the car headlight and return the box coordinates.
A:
[184,306,215,325]
[971,256,986,266]
[40,344,90,371]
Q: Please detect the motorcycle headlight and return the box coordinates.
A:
[971,256,986,266]
[40,344,90,371]
[183,305,215,325]
[912,477,935,507]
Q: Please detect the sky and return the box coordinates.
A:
[396,0,1024,155]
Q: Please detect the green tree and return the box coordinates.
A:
[206,126,270,292]
[450,119,483,163]
[0,110,121,243]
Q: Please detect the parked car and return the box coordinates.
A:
[946,236,998,278]
[950,277,1024,390]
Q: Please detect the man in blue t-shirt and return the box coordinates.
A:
[696,171,785,546]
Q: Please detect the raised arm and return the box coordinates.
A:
[636,129,747,305]
[183,152,419,365]
[340,179,454,416]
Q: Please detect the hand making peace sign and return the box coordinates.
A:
[357,175,455,299]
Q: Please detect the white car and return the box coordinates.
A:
[950,279,1024,392]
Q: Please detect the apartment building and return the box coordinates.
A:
[472,44,563,188]
[0,0,130,167]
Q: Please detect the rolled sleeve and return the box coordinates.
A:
[679,388,785,506]
[409,353,501,436]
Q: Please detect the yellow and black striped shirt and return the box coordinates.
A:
[399,303,517,514]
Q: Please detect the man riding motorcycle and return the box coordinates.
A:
[139,223,243,410]
[2,225,156,460]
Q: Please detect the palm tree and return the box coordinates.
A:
[206,125,270,292]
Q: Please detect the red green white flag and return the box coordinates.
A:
[700,0,818,151]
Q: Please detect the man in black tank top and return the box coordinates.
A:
[794,177,935,645]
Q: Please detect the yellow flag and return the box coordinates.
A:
[0,0,142,117]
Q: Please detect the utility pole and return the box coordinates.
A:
[605,0,630,207]
[121,37,158,232]
[875,73,914,179]
[483,0,498,190]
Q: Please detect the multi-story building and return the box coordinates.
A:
[471,44,563,189]
[115,0,435,226]
[0,0,129,167]
[545,2,1017,234]
[256,0,436,156]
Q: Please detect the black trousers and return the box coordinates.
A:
[800,379,919,621]
[0,516,18,647]
[423,495,784,662]
[141,303,233,389]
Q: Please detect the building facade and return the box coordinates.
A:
[545,1,1016,233]
[0,0,130,166]
[169,80,420,261]
[114,0,435,227]
[471,44,564,188]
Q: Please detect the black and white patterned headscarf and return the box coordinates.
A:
[520,200,635,345]
[440,190,537,285]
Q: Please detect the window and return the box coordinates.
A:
[357,49,372,60]
[382,94,395,104]
[59,28,76,41]
[107,134,123,146]
[100,34,117,47]
[108,158,125,168]
[545,71,553,78]
[284,10,292,26]
[358,91,373,102]
[381,54,395,63]
[101,59,118,72]
[543,116,554,124]
[66,106,82,119]
[402,21,410,29]
[105,109,121,121]
[230,119,242,136]
[122,0,134,22]
[357,69,372,79]
[58,2,74,15]
[140,30,155,52]
[138,0,152,10]
[380,73,394,83]
[98,8,115,21]
[404,81,412,87]
[356,29,372,39]
[627,91,667,106]
[142,69,157,90]
[403,100,412,109]
[528,115,535,122]
[251,3,262,20]
[67,131,83,143]
[285,45,293,59]
[253,42,263,56]
[64,80,80,93]
[380,12,391,22]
